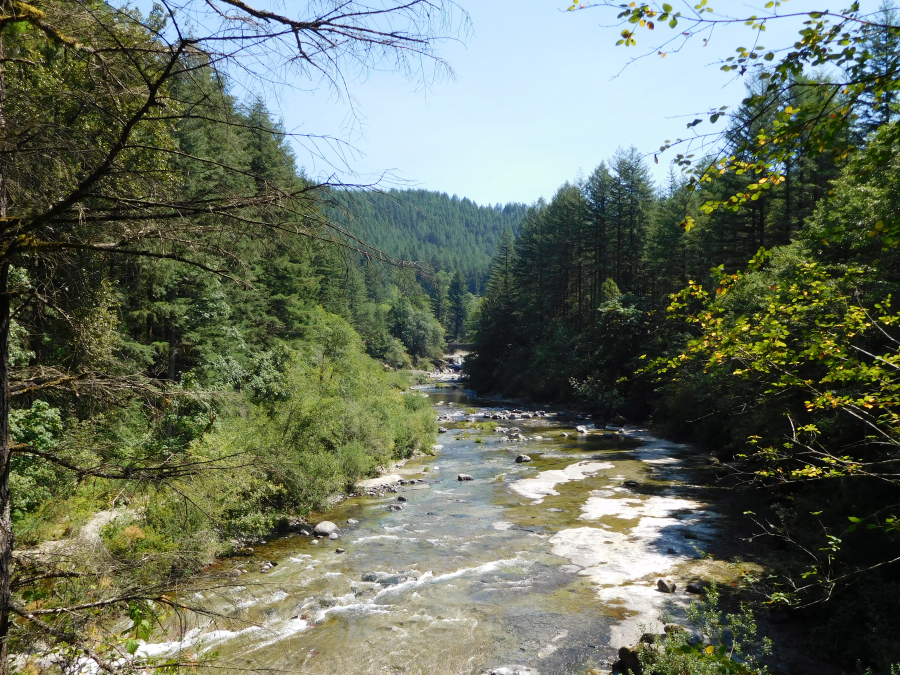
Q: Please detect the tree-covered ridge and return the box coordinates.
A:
[332,189,527,293]
[467,6,900,670]
[0,0,464,669]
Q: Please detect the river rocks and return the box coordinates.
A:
[624,479,640,488]
[657,578,676,593]
[328,532,339,540]
[314,521,340,536]
[347,518,358,525]
[515,455,532,463]
[310,539,319,545]
[495,427,509,434]
[609,414,627,427]
[397,495,407,502]
[616,645,644,674]
[361,570,421,585]
[438,426,448,433]
[387,504,404,511]
[335,548,345,554]
[560,432,569,437]
[482,667,539,675]
[457,473,474,481]
[576,425,589,433]
[686,580,709,594]
[498,436,511,442]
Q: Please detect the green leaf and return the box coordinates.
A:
[662,3,673,11]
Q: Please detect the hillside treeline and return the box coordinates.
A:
[3,0,461,665]
[330,189,527,294]
[469,84,900,671]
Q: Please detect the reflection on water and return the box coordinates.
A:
[142,383,706,675]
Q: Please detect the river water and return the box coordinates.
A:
[140,383,717,675]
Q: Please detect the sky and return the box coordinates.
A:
[198,1,885,206]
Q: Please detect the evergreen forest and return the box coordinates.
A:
[467,5,900,671]
[6,0,900,674]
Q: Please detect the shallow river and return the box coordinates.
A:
[141,384,717,675]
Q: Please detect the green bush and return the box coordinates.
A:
[640,583,772,675]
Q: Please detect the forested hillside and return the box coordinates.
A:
[468,4,900,671]
[332,189,527,293]
[0,1,460,670]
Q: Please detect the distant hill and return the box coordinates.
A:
[333,189,527,293]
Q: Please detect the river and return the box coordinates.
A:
[138,382,721,675]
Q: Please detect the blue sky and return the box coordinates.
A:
[143,1,882,206]
[252,0,879,206]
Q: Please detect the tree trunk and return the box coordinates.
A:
[0,21,11,675]
[0,263,12,675]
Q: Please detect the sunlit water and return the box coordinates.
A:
[141,384,713,675]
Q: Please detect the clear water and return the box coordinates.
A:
[147,385,695,675]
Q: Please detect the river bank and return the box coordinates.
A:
[110,376,805,675]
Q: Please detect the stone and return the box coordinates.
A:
[387,504,404,511]
[397,495,407,502]
[610,414,627,427]
[314,521,340,536]
[638,632,658,645]
[664,624,688,637]
[347,518,358,525]
[310,539,319,545]
[335,548,345,554]
[624,480,640,488]
[438,427,448,433]
[483,667,539,675]
[683,531,698,540]
[657,578,676,593]
[561,432,569,437]
[617,646,643,674]
[328,532,339,540]
[457,473,474,481]
[515,455,532,463]
[686,581,708,594]
[576,425,589,433]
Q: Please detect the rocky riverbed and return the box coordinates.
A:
[134,380,752,674]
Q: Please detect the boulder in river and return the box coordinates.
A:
[624,480,640,488]
[397,495,407,502]
[457,473,474,481]
[328,532,340,540]
[314,521,340,536]
[515,455,532,463]
[616,645,644,674]
[686,580,709,594]
[387,504,404,511]
[576,425,589,433]
[657,578,676,593]
[483,667,540,675]
[438,426,448,433]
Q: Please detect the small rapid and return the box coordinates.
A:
[138,383,718,674]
